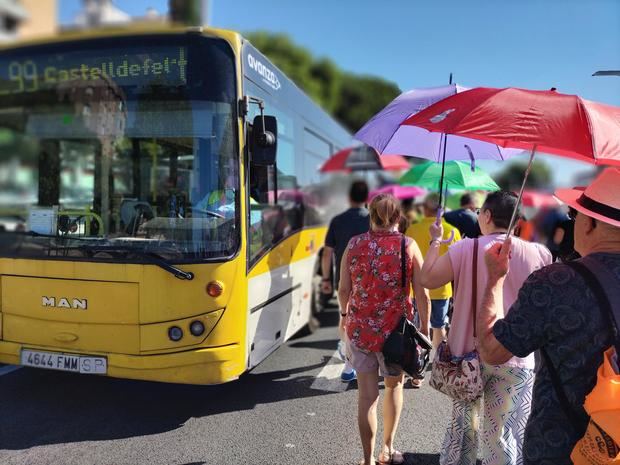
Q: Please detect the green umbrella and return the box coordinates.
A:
[399,160,499,191]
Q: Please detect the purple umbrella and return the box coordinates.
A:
[356,84,522,163]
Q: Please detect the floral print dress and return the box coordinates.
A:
[344,230,413,353]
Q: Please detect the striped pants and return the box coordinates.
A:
[439,364,535,465]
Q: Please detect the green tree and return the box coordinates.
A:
[334,73,400,133]
[169,0,202,26]
[245,31,400,133]
[495,160,553,191]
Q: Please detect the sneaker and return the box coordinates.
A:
[340,366,357,382]
[337,340,346,362]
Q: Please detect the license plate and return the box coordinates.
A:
[20,349,107,375]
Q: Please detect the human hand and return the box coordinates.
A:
[321,280,333,294]
[429,221,443,241]
[419,324,430,338]
[484,236,512,282]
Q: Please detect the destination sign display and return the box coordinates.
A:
[0,46,189,96]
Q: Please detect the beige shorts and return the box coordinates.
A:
[345,337,402,378]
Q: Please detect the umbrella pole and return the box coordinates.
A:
[436,133,448,226]
[436,73,454,220]
[507,145,537,235]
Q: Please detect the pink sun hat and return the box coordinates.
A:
[555,167,620,228]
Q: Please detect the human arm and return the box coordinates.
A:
[322,221,336,293]
[477,238,514,365]
[409,240,430,337]
[321,245,334,294]
[419,221,454,289]
[337,247,352,326]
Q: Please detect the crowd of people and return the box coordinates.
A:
[321,168,620,465]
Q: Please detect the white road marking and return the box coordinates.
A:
[0,365,22,377]
[310,350,349,393]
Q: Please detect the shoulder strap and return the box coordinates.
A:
[539,347,585,428]
[472,238,479,337]
[401,235,406,288]
[540,256,620,430]
[569,256,620,355]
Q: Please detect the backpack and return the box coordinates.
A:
[542,255,620,465]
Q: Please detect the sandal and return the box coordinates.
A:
[357,459,374,465]
[378,449,404,465]
[409,378,423,389]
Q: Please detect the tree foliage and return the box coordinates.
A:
[169,0,202,26]
[245,32,400,133]
[495,160,553,191]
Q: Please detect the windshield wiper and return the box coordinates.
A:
[76,244,194,281]
[10,232,194,280]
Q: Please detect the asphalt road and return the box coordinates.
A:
[0,307,452,465]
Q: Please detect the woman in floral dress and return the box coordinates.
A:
[338,193,430,465]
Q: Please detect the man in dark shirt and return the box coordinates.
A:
[321,180,370,382]
[444,193,481,238]
[477,167,620,465]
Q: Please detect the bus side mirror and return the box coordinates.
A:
[251,115,277,166]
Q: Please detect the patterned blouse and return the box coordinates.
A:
[344,230,414,353]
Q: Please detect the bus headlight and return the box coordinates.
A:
[168,326,183,342]
[189,320,205,337]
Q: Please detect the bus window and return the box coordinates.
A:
[245,86,312,265]
[0,35,239,262]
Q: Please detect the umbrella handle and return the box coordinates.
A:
[435,208,456,244]
[441,230,455,244]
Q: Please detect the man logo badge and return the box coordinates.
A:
[42,296,88,310]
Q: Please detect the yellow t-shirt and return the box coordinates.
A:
[406,216,461,300]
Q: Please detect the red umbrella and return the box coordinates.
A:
[521,189,560,209]
[320,145,409,173]
[402,87,620,231]
[403,87,620,166]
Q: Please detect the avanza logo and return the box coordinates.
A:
[247,54,281,91]
[42,296,88,310]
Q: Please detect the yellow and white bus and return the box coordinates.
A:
[0,26,351,384]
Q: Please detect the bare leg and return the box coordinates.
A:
[382,372,405,457]
[432,327,447,351]
[357,370,380,464]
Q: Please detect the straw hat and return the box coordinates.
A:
[555,167,620,228]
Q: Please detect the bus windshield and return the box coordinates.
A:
[0,34,239,262]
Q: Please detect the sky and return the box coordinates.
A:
[59,0,620,187]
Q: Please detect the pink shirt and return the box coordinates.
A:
[448,234,552,369]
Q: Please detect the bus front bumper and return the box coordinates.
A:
[0,341,245,385]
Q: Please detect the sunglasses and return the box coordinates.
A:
[568,207,578,221]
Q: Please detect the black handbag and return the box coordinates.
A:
[382,236,433,379]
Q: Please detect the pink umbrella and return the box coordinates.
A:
[369,185,427,200]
